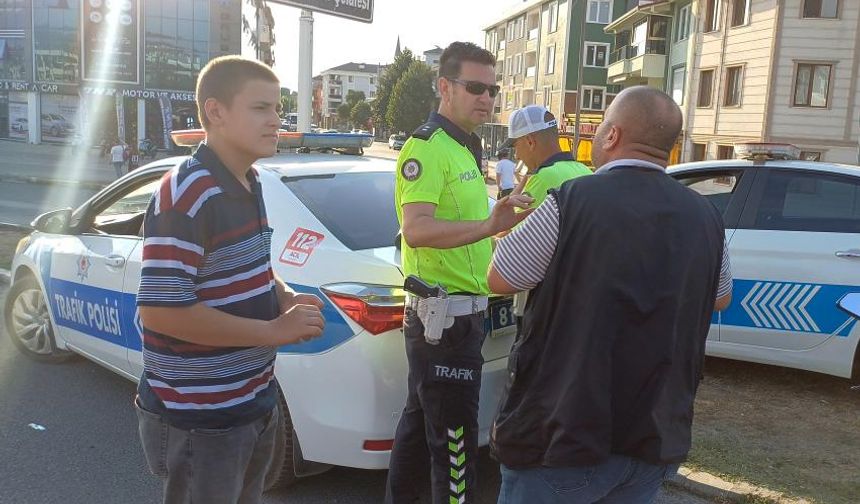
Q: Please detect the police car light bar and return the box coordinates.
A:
[170,129,374,150]
[734,142,800,161]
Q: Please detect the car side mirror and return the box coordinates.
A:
[31,208,72,234]
[837,293,860,319]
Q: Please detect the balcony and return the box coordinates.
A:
[526,66,536,78]
[606,41,667,84]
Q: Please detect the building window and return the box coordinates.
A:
[33,0,82,83]
[0,0,27,81]
[145,0,211,90]
[698,69,715,107]
[546,45,556,74]
[515,54,522,75]
[675,4,692,42]
[803,0,839,18]
[507,57,513,76]
[800,150,822,161]
[704,0,721,32]
[507,20,515,41]
[348,75,353,83]
[731,0,750,26]
[717,145,735,159]
[692,143,707,161]
[671,66,686,105]
[587,0,611,24]
[370,77,374,85]
[724,66,743,106]
[794,63,832,107]
[548,1,559,32]
[506,91,513,110]
[582,87,605,110]
[543,86,552,108]
[584,43,609,67]
[516,15,525,39]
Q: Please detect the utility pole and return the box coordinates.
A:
[298,9,314,133]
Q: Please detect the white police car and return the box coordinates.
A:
[669,143,860,380]
[3,131,517,487]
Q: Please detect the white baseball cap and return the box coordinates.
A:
[500,105,558,149]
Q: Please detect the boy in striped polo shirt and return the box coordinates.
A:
[135,56,325,504]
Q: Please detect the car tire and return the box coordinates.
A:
[4,275,74,363]
[265,385,299,490]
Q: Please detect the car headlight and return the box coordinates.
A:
[14,236,31,255]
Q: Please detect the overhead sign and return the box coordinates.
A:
[269,0,373,23]
[82,0,140,84]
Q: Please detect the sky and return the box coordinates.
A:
[242,0,524,90]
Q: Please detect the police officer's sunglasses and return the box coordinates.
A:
[447,78,501,98]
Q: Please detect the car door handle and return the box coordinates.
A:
[104,255,126,268]
[835,250,860,259]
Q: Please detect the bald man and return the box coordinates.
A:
[487,87,733,504]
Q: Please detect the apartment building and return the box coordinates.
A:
[685,0,860,163]
[482,0,626,153]
[315,62,383,129]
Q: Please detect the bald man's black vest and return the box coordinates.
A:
[491,166,725,468]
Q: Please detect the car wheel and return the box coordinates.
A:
[4,275,74,363]
[265,385,299,490]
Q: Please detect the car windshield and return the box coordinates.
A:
[394,135,406,141]
[282,171,399,251]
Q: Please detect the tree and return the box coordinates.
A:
[387,61,437,134]
[373,49,415,132]
[337,103,353,128]
[350,101,372,129]
[242,0,276,66]
[346,90,366,109]
[280,88,298,115]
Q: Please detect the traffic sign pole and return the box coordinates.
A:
[298,9,313,133]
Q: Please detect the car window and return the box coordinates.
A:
[753,170,860,233]
[283,172,399,250]
[674,170,743,216]
[92,178,162,235]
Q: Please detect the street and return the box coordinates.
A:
[0,284,704,503]
[0,179,99,227]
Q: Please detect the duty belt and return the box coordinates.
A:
[406,294,488,316]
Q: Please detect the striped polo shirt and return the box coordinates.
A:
[136,143,279,429]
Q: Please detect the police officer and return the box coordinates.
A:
[501,104,591,207]
[385,42,533,504]
[499,104,592,332]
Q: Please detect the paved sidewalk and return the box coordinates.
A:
[0,140,173,189]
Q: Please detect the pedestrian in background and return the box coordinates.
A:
[494,149,516,199]
[110,139,125,178]
[488,86,733,504]
[127,146,140,172]
[386,41,532,504]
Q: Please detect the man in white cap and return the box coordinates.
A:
[500,105,591,333]
[500,104,591,208]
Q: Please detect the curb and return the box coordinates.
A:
[666,467,812,504]
[0,174,108,191]
[0,268,10,286]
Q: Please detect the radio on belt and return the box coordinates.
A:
[404,275,452,345]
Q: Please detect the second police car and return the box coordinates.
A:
[669,143,860,380]
[3,131,518,488]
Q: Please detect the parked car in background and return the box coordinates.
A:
[388,134,406,150]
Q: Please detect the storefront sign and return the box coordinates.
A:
[81,86,195,102]
[7,94,29,141]
[82,0,140,84]
[158,94,172,149]
[0,80,75,94]
[41,94,82,145]
[116,94,126,141]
